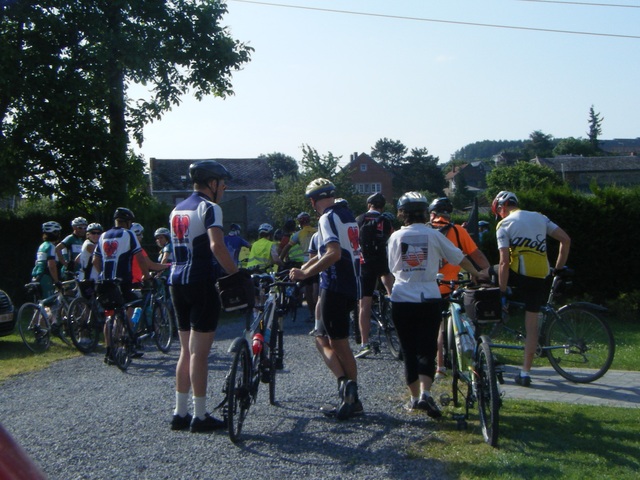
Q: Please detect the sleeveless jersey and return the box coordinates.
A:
[316,202,361,300]
[496,209,559,279]
[169,192,224,285]
[247,237,277,270]
[290,225,317,263]
[94,227,141,282]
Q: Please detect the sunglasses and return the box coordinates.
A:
[89,231,101,235]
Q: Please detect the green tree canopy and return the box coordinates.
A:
[261,152,299,179]
[587,105,604,150]
[485,161,563,200]
[1,0,252,212]
[552,137,598,157]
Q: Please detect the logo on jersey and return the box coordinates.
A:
[103,240,119,258]
[401,243,426,268]
[347,226,360,252]
[172,215,190,242]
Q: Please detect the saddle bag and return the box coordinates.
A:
[95,281,124,309]
[463,286,502,324]
[216,270,255,312]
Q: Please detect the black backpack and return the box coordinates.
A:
[359,212,390,259]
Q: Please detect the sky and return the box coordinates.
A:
[132,0,640,166]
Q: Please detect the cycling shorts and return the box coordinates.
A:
[170,281,221,333]
[508,271,547,313]
[318,289,355,340]
[359,262,390,298]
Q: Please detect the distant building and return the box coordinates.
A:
[149,158,276,235]
[445,162,493,195]
[531,155,640,191]
[598,138,640,156]
[344,153,394,202]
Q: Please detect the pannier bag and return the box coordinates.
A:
[216,270,255,312]
[463,286,502,324]
[95,281,125,309]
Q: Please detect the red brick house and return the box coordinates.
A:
[344,153,393,202]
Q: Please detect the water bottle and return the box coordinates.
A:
[131,307,142,328]
[252,333,264,356]
[458,319,475,361]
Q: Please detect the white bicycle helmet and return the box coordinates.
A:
[305,178,336,200]
[87,223,103,233]
[258,223,273,234]
[491,191,519,216]
[130,223,144,236]
[397,192,428,212]
[154,227,170,239]
[42,221,62,233]
[71,217,88,227]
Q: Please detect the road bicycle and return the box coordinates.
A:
[352,287,402,360]
[220,272,297,442]
[17,280,77,353]
[490,268,615,384]
[105,279,173,371]
[66,280,106,353]
[439,278,502,447]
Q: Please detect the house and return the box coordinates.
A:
[531,155,640,191]
[445,162,492,195]
[599,138,640,156]
[149,158,276,235]
[343,153,394,203]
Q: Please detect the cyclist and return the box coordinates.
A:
[75,222,103,282]
[281,212,318,322]
[223,223,250,267]
[289,178,362,420]
[246,223,284,272]
[130,223,169,287]
[154,227,173,265]
[31,221,64,300]
[492,190,571,387]
[169,160,238,433]
[387,192,482,417]
[428,197,490,380]
[55,217,88,278]
[354,193,394,359]
[93,208,151,365]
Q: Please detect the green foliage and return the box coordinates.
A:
[552,137,598,157]
[588,105,604,149]
[451,139,527,161]
[260,152,299,179]
[485,161,563,199]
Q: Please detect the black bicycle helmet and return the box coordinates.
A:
[428,197,453,214]
[397,192,428,212]
[366,193,386,208]
[113,207,135,221]
[189,160,232,184]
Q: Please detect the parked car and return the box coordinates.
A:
[0,289,15,337]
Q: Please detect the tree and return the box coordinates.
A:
[370,138,407,171]
[524,130,555,159]
[0,1,252,212]
[261,152,299,179]
[398,147,445,197]
[485,161,563,200]
[552,137,597,157]
[587,105,603,150]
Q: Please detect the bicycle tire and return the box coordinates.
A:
[381,300,402,360]
[18,303,50,353]
[476,339,500,447]
[67,297,100,354]
[449,319,463,408]
[227,343,251,443]
[545,305,615,383]
[152,300,173,353]
[268,324,278,405]
[110,311,132,371]
[55,297,73,347]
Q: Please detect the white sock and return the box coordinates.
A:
[174,392,189,417]
[193,396,207,420]
[411,396,420,403]
[420,390,431,398]
[520,371,531,378]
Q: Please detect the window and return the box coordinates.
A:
[360,164,367,172]
[355,183,381,194]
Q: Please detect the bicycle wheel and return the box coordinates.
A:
[227,343,252,443]
[381,301,402,360]
[476,339,500,447]
[110,312,132,371]
[18,303,50,353]
[545,306,615,383]
[67,297,100,353]
[55,298,73,347]
[268,324,278,405]
[449,320,463,408]
[152,300,173,353]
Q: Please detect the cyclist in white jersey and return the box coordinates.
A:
[290,178,362,420]
[168,160,238,433]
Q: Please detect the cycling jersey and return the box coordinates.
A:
[32,241,57,279]
[289,225,317,263]
[224,233,250,266]
[59,234,84,273]
[77,239,100,281]
[94,227,141,283]
[496,209,559,279]
[247,237,277,270]
[316,202,361,300]
[169,191,225,285]
[387,223,464,303]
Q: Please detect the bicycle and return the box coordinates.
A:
[104,278,173,371]
[490,267,615,384]
[66,280,107,353]
[17,280,77,353]
[352,286,402,360]
[439,278,502,447]
[220,271,297,442]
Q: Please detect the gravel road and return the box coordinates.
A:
[1,310,448,480]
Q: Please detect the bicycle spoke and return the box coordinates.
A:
[18,303,50,353]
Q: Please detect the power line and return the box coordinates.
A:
[515,0,640,8]
[228,0,640,40]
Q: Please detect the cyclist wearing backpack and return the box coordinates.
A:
[354,193,394,359]
[428,197,490,379]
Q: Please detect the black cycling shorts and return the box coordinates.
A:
[508,271,547,313]
[170,281,221,333]
[318,289,355,340]
[359,262,390,298]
